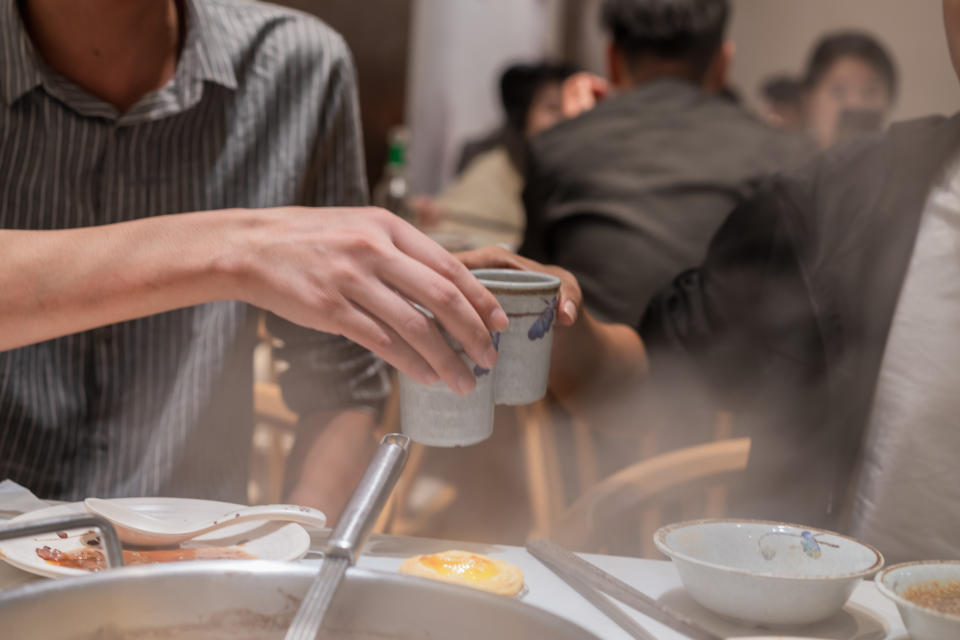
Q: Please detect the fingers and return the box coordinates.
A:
[455,247,523,271]
[390,221,508,334]
[347,280,480,395]
[376,252,501,375]
[454,247,582,327]
[333,301,440,387]
[561,73,601,119]
[587,74,612,101]
[553,270,582,326]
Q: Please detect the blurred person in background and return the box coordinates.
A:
[414,62,578,250]
[520,0,805,327]
[471,0,960,565]
[0,0,504,522]
[759,74,805,130]
[517,0,806,468]
[801,31,898,149]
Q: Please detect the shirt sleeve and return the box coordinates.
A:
[638,175,824,408]
[267,29,391,417]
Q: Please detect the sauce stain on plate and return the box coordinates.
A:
[36,545,255,571]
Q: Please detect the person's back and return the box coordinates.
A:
[520,0,807,325]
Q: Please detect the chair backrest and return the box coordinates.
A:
[549,438,751,555]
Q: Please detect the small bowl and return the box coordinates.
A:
[876,561,960,640]
[654,519,883,626]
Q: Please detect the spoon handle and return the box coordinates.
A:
[193,504,327,536]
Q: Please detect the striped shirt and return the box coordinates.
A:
[0,0,390,502]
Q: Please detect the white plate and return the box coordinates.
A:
[0,498,310,579]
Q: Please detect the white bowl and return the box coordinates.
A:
[876,561,960,640]
[654,519,883,626]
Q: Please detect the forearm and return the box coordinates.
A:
[549,310,647,409]
[284,409,378,525]
[0,211,245,350]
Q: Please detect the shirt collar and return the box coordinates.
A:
[179,0,238,91]
[0,0,237,108]
[0,0,42,105]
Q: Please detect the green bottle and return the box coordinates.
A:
[373,127,414,223]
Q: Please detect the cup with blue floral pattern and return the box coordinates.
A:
[398,305,496,447]
[470,268,561,405]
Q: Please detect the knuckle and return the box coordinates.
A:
[400,312,431,340]
[328,257,365,289]
[427,280,460,307]
[366,327,395,353]
[344,233,379,256]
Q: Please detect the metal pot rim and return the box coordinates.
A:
[0,560,601,639]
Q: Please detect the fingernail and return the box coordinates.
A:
[489,308,509,331]
[481,345,499,368]
[423,370,440,386]
[563,300,578,323]
[458,372,476,395]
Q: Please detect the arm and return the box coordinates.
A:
[0,206,506,393]
[640,179,822,405]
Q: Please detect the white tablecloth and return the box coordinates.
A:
[0,521,908,639]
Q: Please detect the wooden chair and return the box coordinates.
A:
[548,437,751,556]
[251,381,298,504]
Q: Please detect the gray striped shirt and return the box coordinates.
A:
[0,0,390,502]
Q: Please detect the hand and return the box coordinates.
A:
[454,246,582,327]
[410,195,443,230]
[231,207,508,394]
[561,72,611,120]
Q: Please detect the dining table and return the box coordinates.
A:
[0,505,908,640]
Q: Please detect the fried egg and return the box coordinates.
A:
[398,549,524,596]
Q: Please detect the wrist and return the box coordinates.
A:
[204,208,264,303]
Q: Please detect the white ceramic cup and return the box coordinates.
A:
[471,268,561,406]
[398,307,495,447]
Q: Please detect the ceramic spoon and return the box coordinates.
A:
[83,498,327,546]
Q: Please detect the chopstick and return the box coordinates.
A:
[542,557,657,640]
[526,539,722,640]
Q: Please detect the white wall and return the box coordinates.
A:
[406,0,564,193]
[569,0,960,122]
[728,0,959,121]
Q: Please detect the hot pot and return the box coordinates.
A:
[0,559,600,639]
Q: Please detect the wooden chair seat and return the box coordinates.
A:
[549,437,751,554]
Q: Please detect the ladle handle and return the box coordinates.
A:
[0,514,124,568]
[323,433,409,564]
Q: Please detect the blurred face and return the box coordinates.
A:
[945,0,960,83]
[525,82,564,138]
[805,56,892,149]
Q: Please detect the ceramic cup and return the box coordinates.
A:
[471,269,561,406]
[398,307,496,447]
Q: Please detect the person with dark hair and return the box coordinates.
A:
[521,0,804,327]
[415,62,579,249]
[0,0,505,521]
[456,62,580,175]
[462,0,960,564]
[760,74,805,130]
[802,31,898,148]
[601,0,730,83]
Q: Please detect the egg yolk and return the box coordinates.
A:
[419,554,500,582]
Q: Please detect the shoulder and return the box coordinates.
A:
[529,91,644,159]
[200,0,352,73]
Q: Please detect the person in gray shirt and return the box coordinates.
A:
[521,0,806,326]
[0,0,505,521]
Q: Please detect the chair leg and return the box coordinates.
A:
[522,400,565,539]
[571,417,598,494]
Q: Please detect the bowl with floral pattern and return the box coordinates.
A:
[654,519,883,626]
